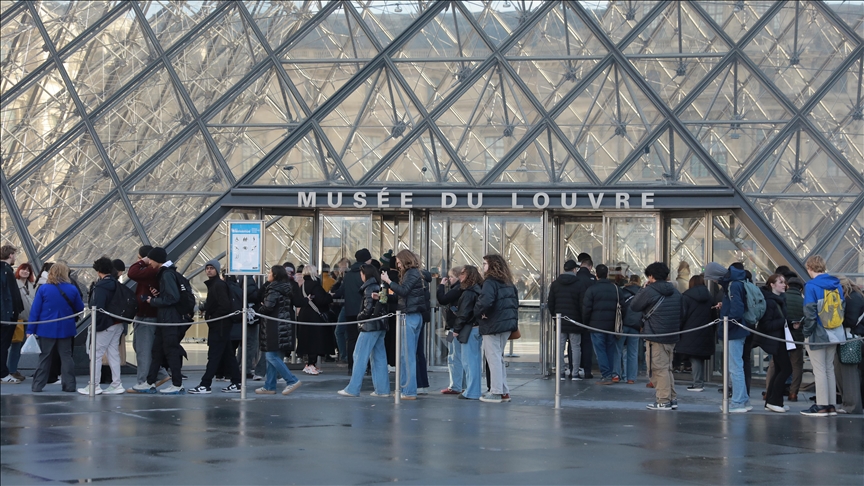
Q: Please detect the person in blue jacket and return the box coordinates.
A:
[28,262,85,392]
[714,262,751,413]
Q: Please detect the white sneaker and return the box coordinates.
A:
[337,389,359,397]
[131,383,156,393]
[277,378,286,384]
[370,392,391,397]
[1,375,22,384]
[282,381,301,396]
[103,384,125,395]
[417,387,428,395]
[159,385,185,394]
[252,375,264,381]
[729,406,749,413]
[388,366,396,373]
[77,385,103,395]
[765,404,787,413]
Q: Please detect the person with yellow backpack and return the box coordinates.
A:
[801,255,846,417]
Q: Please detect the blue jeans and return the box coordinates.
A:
[620,327,641,382]
[264,351,299,391]
[728,338,749,408]
[7,341,23,373]
[400,313,423,397]
[460,327,482,399]
[447,337,464,392]
[592,332,620,380]
[345,330,389,396]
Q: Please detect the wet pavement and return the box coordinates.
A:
[2,365,862,485]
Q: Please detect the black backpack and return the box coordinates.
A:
[105,278,138,320]
[169,269,196,319]
[226,279,244,324]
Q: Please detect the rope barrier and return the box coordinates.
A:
[95,308,242,326]
[729,320,864,345]
[251,312,396,327]
[561,316,719,338]
[0,310,88,325]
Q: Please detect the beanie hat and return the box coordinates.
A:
[148,247,168,264]
[205,259,221,274]
[355,248,372,263]
[112,259,126,273]
[563,259,578,272]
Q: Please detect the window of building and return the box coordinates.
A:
[484,136,504,171]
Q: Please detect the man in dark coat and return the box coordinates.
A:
[0,245,24,384]
[189,260,242,394]
[574,258,596,378]
[547,260,584,380]
[582,264,622,384]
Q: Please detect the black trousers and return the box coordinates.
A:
[345,315,359,368]
[415,322,429,389]
[743,334,754,396]
[765,347,792,407]
[0,324,15,378]
[580,332,594,377]
[32,337,76,392]
[148,326,183,387]
[200,333,241,387]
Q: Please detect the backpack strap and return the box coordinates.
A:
[53,284,76,313]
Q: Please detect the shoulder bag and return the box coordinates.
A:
[302,282,330,323]
[614,286,623,334]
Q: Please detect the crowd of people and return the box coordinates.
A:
[1,241,862,415]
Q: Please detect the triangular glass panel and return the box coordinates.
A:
[243,1,324,49]
[67,8,153,111]
[93,66,188,181]
[809,57,864,176]
[0,198,29,264]
[170,5,267,112]
[1,8,52,95]
[629,57,725,109]
[464,1,542,46]
[582,0,661,47]
[129,194,220,246]
[45,196,142,266]
[506,2,606,111]
[435,62,541,182]
[10,131,115,251]
[695,1,776,45]
[749,196,854,258]
[394,3,491,60]
[743,1,858,107]
[492,127,589,185]
[252,128,339,186]
[36,0,121,52]
[371,128,469,185]
[139,0,221,51]
[285,3,377,60]
[1,67,83,178]
[616,126,722,186]
[679,61,792,180]
[130,129,228,194]
[825,208,864,274]
[351,1,417,50]
[207,67,305,180]
[743,129,862,195]
[556,62,663,181]
[712,212,777,282]
[319,66,421,182]
[395,61,486,113]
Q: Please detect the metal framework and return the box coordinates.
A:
[1,0,862,280]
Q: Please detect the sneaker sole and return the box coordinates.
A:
[188,389,211,394]
[283,383,302,396]
[159,389,186,395]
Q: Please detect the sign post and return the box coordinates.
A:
[227,221,266,400]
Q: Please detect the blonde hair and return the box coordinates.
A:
[302,264,319,280]
[805,255,827,274]
[47,261,71,285]
[839,277,864,299]
[449,266,463,280]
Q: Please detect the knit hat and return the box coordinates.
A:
[355,248,372,263]
[112,259,125,273]
[703,262,726,282]
[148,247,168,264]
[563,259,578,272]
[205,259,221,274]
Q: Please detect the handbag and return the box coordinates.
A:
[614,286,623,334]
[21,334,41,354]
[302,283,330,323]
[12,324,25,343]
[508,329,521,340]
[839,330,862,365]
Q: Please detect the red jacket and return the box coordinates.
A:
[127,259,159,318]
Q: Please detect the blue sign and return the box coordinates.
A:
[227,221,264,274]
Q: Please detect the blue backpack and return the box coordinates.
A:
[742,281,766,328]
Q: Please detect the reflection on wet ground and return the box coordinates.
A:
[2,367,862,485]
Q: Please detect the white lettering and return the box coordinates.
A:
[641,192,654,209]
[561,193,577,209]
[401,192,413,208]
[616,192,630,209]
[353,192,367,209]
[298,191,316,208]
[589,192,604,209]
[327,192,342,208]
[467,192,482,209]
[377,187,390,208]
[511,193,523,209]
[533,192,549,209]
[442,192,457,209]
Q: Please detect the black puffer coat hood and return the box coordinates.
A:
[630,280,681,344]
[676,285,715,357]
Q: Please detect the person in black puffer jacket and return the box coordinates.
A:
[255,265,301,396]
[677,275,715,392]
[619,275,643,383]
[547,260,584,380]
[756,274,790,412]
[340,264,389,398]
[582,265,622,384]
[475,254,519,403]
[438,266,465,394]
[381,250,426,399]
[836,278,863,414]
[453,265,483,400]
[630,262,682,410]
[782,277,806,401]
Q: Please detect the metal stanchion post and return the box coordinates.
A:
[240,275,248,400]
[395,311,402,405]
[89,306,97,397]
[722,316,729,415]
[555,313,561,410]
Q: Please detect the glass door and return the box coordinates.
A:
[603,214,661,276]
[319,213,372,270]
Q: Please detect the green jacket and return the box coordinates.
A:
[784,288,805,343]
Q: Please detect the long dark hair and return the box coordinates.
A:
[271,265,288,282]
[395,249,420,280]
[483,254,513,285]
[361,264,380,285]
[688,275,705,289]
[460,265,482,289]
